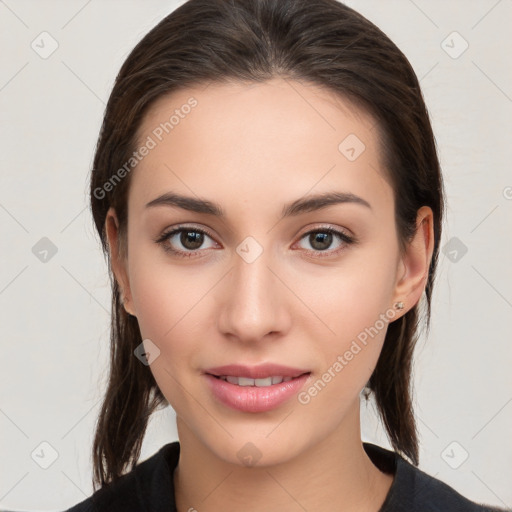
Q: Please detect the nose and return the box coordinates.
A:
[216,243,292,344]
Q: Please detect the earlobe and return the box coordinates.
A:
[105,207,136,317]
[392,206,434,315]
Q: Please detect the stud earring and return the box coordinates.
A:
[394,301,404,310]
[362,384,372,400]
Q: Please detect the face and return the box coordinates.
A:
[106,78,431,467]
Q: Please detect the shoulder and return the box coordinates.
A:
[62,442,180,512]
[393,461,507,512]
[363,442,508,512]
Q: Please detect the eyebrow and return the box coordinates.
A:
[145,191,372,218]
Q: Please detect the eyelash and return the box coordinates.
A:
[154,224,356,259]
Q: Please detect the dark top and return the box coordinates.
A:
[64,441,508,511]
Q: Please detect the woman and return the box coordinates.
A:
[65,0,507,510]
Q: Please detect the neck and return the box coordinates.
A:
[173,402,394,512]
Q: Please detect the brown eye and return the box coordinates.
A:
[155,225,218,257]
[308,231,333,251]
[179,230,204,250]
[295,227,355,257]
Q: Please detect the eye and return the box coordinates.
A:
[155,224,356,259]
[155,225,219,258]
[294,226,355,257]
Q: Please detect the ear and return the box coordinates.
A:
[392,206,435,315]
[105,207,136,317]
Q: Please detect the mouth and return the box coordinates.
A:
[205,363,311,383]
[204,369,312,413]
[208,374,310,387]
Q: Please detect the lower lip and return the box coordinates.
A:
[204,373,311,413]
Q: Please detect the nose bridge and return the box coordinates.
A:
[217,236,289,341]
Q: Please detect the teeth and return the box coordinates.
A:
[240,377,258,386]
[218,375,295,386]
[255,377,273,387]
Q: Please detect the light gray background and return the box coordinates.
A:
[1,0,511,510]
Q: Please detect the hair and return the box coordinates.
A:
[89,0,444,490]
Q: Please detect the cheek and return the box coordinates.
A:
[292,250,398,401]
[296,247,397,341]
[126,246,215,377]
[127,256,209,411]
[129,265,206,350]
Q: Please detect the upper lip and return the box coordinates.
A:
[205,363,310,379]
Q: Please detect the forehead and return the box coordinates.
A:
[129,78,392,216]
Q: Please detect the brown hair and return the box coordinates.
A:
[89,0,444,489]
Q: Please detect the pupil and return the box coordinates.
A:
[311,232,331,251]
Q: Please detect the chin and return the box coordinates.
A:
[198,428,309,468]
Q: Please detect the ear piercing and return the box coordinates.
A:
[394,301,404,310]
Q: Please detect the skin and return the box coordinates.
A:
[105,77,434,512]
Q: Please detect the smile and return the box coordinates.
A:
[214,375,295,386]
[205,371,311,412]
